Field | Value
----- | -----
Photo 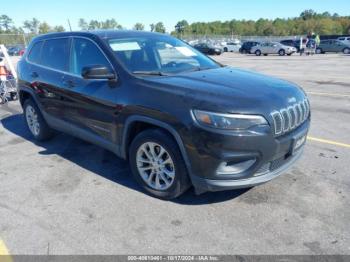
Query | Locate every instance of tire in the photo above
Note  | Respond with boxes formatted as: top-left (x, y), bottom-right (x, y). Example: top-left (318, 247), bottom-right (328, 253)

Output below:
top-left (343, 48), bottom-right (350, 54)
top-left (279, 49), bottom-right (285, 56)
top-left (10, 92), bottom-right (18, 101)
top-left (224, 47), bottom-right (228, 52)
top-left (129, 129), bottom-right (191, 199)
top-left (23, 99), bottom-right (54, 141)
top-left (316, 48), bottom-right (322, 54)
top-left (255, 50), bottom-right (261, 56)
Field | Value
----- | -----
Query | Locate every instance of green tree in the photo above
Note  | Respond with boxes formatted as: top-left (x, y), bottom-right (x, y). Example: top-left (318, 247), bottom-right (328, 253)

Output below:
top-left (23, 18), bottom-right (40, 34)
top-left (101, 19), bottom-right (122, 29)
top-left (38, 22), bottom-right (51, 34)
top-left (78, 18), bottom-right (88, 30)
top-left (175, 20), bottom-right (189, 35)
top-left (300, 9), bottom-right (317, 20)
top-left (154, 22), bottom-right (166, 33)
top-left (0, 15), bottom-right (13, 32)
top-left (133, 23), bottom-right (145, 30)
top-left (53, 25), bottom-right (65, 32)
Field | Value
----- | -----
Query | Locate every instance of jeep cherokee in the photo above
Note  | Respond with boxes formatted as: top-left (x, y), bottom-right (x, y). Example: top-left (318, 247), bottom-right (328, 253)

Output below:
top-left (17, 31), bottom-right (310, 199)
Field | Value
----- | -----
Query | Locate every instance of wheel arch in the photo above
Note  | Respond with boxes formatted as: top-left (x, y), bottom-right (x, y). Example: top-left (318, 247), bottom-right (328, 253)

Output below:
top-left (120, 116), bottom-right (192, 175)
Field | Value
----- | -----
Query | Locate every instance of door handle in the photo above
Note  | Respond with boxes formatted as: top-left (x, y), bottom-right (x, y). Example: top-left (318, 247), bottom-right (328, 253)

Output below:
top-left (63, 80), bottom-right (75, 88)
top-left (31, 72), bottom-right (39, 78)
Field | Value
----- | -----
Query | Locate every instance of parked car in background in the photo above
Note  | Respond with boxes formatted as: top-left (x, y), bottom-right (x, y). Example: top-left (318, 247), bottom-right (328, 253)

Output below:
top-left (239, 41), bottom-right (260, 54)
top-left (193, 43), bottom-right (222, 55)
top-left (17, 30), bottom-right (310, 199)
top-left (223, 42), bottom-right (242, 52)
top-left (337, 36), bottom-right (350, 45)
top-left (251, 42), bottom-right (297, 56)
top-left (280, 39), bottom-right (303, 53)
top-left (8, 45), bottom-right (26, 56)
top-left (316, 40), bottom-right (350, 54)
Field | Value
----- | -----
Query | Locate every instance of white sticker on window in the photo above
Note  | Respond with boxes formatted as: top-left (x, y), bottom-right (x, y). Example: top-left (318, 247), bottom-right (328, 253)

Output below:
top-left (175, 47), bottom-right (197, 57)
top-left (110, 42), bottom-right (141, 51)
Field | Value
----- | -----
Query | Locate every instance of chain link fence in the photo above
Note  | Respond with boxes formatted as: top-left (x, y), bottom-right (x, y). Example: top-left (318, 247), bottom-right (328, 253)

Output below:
top-left (181, 35), bottom-right (303, 45)
top-left (0, 34), bottom-right (36, 47)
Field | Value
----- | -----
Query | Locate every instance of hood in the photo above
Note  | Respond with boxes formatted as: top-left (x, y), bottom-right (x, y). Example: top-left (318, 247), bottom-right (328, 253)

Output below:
top-left (143, 67), bottom-right (307, 116)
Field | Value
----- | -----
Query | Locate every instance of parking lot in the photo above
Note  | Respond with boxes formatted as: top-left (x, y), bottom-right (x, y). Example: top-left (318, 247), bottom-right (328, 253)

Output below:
top-left (0, 53), bottom-right (349, 255)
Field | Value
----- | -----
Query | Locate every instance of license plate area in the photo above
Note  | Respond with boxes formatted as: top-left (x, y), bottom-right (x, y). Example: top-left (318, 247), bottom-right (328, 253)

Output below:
top-left (292, 134), bottom-right (307, 155)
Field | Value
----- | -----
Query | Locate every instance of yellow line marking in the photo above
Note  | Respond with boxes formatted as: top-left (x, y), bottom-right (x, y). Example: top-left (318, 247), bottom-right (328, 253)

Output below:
top-left (0, 239), bottom-right (12, 262)
top-left (308, 136), bottom-right (350, 148)
top-left (306, 91), bottom-right (350, 98)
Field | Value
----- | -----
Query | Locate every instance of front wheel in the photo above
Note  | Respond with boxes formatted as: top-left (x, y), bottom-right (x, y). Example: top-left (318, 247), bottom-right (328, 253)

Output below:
top-left (23, 99), bottom-right (54, 141)
top-left (129, 129), bottom-right (191, 199)
top-left (316, 48), bottom-right (322, 54)
top-left (224, 47), bottom-right (228, 52)
top-left (279, 49), bottom-right (285, 56)
top-left (255, 50), bottom-right (261, 56)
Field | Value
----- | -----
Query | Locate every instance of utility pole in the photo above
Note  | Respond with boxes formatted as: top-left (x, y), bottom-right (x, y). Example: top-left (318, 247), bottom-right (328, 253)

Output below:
top-left (67, 19), bottom-right (72, 31)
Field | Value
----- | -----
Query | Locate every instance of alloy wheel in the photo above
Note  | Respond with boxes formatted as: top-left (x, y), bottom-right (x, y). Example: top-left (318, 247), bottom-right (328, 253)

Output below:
top-left (136, 142), bottom-right (175, 191)
top-left (25, 105), bottom-right (40, 136)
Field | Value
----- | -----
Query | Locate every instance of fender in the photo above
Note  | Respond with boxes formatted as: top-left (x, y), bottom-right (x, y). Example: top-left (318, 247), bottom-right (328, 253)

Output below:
top-left (120, 115), bottom-right (195, 184)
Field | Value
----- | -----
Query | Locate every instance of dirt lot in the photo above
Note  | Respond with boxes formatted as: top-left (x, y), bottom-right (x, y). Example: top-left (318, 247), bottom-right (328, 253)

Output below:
top-left (0, 53), bottom-right (349, 255)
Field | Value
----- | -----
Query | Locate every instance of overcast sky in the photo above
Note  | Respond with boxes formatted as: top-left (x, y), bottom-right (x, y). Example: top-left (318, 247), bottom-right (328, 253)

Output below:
top-left (3, 0), bottom-right (350, 32)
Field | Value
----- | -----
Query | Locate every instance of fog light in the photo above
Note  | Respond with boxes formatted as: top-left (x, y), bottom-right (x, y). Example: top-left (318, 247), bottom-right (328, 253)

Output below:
top-left (216, 159), bottom-right (256, 175)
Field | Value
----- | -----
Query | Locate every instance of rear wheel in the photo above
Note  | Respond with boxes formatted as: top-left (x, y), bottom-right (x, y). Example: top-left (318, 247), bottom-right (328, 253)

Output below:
top-left (23, 99), bottom-right (54, 141)
top-left (255, 50), bottom-right (261, 56)
top-left (316, 48), bottom-right (322, 54)
top-left (343, 48), bottom-right (350, 54)
top-left (129, 129), bottom-right (191, 199)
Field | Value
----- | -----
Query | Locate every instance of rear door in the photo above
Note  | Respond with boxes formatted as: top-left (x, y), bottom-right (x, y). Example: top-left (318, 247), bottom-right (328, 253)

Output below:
top-left (30, 37), bottom-right (71, 123)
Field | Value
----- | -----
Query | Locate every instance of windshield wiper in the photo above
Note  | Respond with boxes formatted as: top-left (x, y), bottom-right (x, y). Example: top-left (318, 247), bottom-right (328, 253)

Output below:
top-left (133, 71), bottom-right (169, 76)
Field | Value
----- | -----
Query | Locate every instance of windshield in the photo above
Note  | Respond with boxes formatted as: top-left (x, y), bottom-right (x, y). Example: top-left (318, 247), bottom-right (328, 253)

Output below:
top-left (107, 35), bottom-right (220, 75)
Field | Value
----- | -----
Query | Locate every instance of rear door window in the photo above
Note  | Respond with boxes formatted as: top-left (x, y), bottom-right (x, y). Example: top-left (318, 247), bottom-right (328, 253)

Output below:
top-left (70, 38), bottom-right (111, 76)
top-left (41, 38), bottom-right (70, 72)
top-left (27, 41), bottom-right (43, 64)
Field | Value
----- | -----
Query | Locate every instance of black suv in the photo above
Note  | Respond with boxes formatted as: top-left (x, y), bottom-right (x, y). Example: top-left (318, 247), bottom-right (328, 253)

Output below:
top-left (239, 41), bottom-right (260, 54)
top-left (193, 43), bottom-right (222, 55)
top-left (17, 31), bottom-right (310, 199)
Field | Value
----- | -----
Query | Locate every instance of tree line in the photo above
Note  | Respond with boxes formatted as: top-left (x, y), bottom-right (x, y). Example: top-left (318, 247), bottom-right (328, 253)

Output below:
top-left (0, 9), bottom-right (349, 39)
top-left (0, 15), bottom-right (166, 35)
top-left (173, 10), bottom-right (350, 37)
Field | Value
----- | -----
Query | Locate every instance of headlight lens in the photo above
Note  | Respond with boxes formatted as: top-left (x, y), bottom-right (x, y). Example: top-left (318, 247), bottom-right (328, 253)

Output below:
top-left (192, 110), bottom-right (268, 130)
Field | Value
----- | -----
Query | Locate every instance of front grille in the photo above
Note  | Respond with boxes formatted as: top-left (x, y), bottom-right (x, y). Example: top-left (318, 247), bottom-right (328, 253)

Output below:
top-left (271, 99), bottom-right (309, 136)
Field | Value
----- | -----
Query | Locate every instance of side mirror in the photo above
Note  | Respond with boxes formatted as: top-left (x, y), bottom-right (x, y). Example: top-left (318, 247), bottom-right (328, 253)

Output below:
top-left (82, 65), bottom-right (116, 80)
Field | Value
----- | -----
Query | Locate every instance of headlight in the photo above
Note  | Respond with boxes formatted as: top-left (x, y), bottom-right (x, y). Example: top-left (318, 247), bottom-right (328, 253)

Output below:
top-left (192, 110), bottom-right (268, 130)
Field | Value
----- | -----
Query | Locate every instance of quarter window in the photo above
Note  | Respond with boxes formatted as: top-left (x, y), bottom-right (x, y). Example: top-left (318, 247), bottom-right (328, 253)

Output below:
top-left (70, 38), bottom-right (111, 76)
top-left (27, 41), bottom-right (43, 64)
top-left (41, 38), bottom-right (70, 71)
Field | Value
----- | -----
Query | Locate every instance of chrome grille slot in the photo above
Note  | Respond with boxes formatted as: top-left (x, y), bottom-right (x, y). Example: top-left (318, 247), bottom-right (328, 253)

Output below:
top-left (296, 104), bottom-right (303, 124)
top-left (271, 111), bottom-right (283, 135)
top-left (271, 99), bottom-right (310, 136)
top-left (281, 109), bottom-right (290, 132)
top-left (288, 107), bottom-right (296, 128)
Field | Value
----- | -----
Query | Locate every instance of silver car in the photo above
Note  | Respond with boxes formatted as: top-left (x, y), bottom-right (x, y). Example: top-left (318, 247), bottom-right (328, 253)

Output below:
top-left (251, 42), bottom-right (297, 56)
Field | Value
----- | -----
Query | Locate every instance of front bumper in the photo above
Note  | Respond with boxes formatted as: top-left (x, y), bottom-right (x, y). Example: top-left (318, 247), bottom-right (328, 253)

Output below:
top-left (191, 147), bottom-right (304, 194)
top-left (184, 119), bottom-right (310, 194)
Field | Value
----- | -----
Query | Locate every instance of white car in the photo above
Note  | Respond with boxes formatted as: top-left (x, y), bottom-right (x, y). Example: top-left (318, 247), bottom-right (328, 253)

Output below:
top-left (337, 37), bottom-right (350, 45)
top-left (223, 42), bottom-right (242, 52)
top-left (251, 42), bottom-right (297, 56)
